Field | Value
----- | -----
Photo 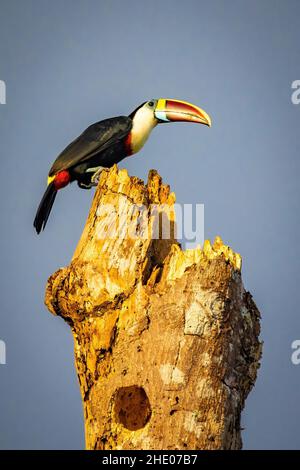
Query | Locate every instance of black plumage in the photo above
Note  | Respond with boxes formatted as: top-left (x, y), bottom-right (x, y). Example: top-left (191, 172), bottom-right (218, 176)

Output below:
top-left (49, 116), bottom-right (132, 178)
top-left (34, 116), bottom-right (133, 234)
top-left (33, 182), bottom-right (57, 234)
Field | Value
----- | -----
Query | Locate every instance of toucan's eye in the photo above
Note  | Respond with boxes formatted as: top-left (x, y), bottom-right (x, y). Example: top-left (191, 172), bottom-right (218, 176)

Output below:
top-left (148, 101), bottom-right (154, 107)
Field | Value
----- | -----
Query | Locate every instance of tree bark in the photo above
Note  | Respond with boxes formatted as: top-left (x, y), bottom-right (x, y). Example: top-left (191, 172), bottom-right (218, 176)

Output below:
top-left (45, 165), bottom-right (261, 450)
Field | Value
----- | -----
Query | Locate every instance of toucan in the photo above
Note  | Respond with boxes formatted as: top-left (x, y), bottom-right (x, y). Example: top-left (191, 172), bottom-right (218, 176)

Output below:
top-left (34, 98), bottom-right (211, 234)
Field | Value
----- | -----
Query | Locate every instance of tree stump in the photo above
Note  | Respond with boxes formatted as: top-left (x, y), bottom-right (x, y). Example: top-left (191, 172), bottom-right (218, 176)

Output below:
top-left (45, 165), bottom-right (261, 450)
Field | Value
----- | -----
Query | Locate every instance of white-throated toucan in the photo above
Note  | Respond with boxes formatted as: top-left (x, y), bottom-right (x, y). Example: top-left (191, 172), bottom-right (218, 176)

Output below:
top-left (34, 98), bottom-right (211, 234)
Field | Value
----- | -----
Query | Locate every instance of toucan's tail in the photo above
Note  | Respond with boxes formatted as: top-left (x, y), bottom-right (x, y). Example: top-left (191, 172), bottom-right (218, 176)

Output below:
top-left (34, 183), bottom-right (57, 234)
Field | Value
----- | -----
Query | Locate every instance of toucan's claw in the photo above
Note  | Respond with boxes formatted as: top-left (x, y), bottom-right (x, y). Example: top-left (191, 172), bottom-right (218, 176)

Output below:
top-left (90, 167), bottom-right (107, 186)
top-left (78, 181), bottom-right (93, 189)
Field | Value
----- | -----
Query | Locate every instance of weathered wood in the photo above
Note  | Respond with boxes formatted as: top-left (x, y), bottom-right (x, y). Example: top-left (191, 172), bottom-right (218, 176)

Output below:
top-left (45, 165), bottom-right (261, 450)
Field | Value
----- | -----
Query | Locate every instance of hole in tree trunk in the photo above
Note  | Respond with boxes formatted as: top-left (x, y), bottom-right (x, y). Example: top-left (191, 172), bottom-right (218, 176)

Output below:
top-left (113, 386), bottom-right (152, 430)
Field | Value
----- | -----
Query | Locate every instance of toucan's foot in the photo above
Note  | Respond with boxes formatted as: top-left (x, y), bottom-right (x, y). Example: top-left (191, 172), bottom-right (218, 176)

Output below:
top-left (77, 167), bottom-right (107, 189)
top-left (90, 167), bottom-right (107, 186)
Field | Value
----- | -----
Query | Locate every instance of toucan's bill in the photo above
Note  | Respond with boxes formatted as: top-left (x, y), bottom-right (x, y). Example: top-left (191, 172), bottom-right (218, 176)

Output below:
top-left (155, 99), bottom-right (211, 126)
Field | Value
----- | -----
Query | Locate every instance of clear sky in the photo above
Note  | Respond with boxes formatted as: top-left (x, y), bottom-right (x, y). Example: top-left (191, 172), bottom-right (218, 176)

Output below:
top-left (0, 0), bottom-right (299, 449)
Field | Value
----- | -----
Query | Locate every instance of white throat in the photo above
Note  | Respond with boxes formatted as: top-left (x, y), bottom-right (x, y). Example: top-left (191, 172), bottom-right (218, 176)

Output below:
top-left (130, 106), bottom-right (157, 154)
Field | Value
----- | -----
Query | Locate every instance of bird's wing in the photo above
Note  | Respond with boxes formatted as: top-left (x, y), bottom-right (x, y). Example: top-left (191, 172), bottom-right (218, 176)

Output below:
top-left (49, 116), bottom-right (132, 175)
